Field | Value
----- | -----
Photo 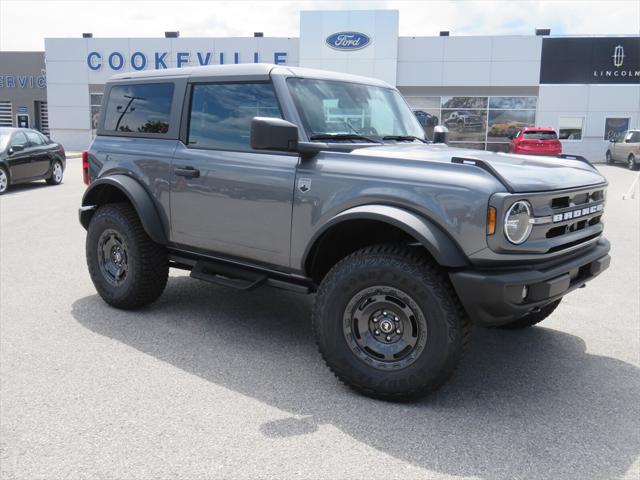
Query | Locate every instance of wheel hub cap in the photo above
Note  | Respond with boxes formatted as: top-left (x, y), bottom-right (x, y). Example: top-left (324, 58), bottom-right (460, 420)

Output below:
top-left (97, 229), bottom-right (129, 286)
top-left (343, 286), bottom-right (428, 370)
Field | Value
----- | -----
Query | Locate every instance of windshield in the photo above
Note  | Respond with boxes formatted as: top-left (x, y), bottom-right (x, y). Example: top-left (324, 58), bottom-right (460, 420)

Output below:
top-left (287, 78), bottom-right (425, 141)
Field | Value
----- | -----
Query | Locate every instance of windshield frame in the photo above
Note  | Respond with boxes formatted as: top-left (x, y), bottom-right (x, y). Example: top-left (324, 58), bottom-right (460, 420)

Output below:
top-left (285, 77), bottom-right (425, 143)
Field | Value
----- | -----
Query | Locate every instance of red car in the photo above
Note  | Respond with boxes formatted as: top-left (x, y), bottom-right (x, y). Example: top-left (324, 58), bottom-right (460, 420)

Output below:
top-left (509, 127), bottom-right (562, 156)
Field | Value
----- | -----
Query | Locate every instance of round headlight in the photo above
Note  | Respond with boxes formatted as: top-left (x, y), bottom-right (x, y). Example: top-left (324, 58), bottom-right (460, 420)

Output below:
top-left (504, 201), bottom-right (532, 244)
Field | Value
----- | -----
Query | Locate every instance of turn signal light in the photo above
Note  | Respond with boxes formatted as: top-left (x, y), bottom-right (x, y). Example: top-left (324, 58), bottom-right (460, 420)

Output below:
top-left (487, 206), bottom-right (496, 235)
top-left (82, 150), bottom-right (89, 185)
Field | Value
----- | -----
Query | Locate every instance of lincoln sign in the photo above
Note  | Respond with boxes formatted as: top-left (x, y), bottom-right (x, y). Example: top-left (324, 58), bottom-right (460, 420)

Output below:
top-left (540, 37), bottom-right (640, 84)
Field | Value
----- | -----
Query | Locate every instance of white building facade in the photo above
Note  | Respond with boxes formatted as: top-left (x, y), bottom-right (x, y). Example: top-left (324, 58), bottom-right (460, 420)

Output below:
top-left (44, 9), bottom-right (640, 159)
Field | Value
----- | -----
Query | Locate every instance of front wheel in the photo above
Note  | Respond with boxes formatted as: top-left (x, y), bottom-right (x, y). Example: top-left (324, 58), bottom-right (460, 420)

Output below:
top-left (313, 245), bottom-right (470, 400)
top-left (628, 154), bottom-right (638, 171)
top-left (86, 203), bottom-right (168, 309)
top-left (46, 160), bottom-right (63, 185)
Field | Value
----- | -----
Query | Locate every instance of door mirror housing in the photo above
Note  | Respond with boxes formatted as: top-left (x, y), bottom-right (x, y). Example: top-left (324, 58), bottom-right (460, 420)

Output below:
top-left (432, 125), bottom-right (449, 144)
top-left (8, 144), bottom-right (25, 154)
top-left (250, 117), bottom-right (299, 152)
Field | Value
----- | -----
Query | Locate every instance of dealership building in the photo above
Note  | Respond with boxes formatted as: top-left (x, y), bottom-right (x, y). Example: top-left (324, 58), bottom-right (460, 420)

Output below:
top-left (3, 9), bottom-right (640, 158)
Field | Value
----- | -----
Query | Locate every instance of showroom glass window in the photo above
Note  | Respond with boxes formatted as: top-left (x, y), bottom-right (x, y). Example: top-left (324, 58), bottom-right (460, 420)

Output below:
top-left (403, 95), bottom-right (538, 152)
top-left (103, 83), bottom-right (174, 134)
top-left (188, 82), bottom-right (282, 151)
top-left (405, 96), bottom-right (440, 140)
top-left (604, 117), bottom-right (630, 141)
top-left (486, 97), bottom-right (537, 152)
top-left (559, 117), bottom-right (584, 140)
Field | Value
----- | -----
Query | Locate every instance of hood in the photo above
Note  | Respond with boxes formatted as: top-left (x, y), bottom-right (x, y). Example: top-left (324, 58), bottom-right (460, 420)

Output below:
top-left (351, 144), bottom-right (606, 193)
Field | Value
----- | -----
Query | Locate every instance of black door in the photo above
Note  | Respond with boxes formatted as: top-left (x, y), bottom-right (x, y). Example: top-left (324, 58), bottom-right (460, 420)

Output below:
top-left (6, 132), bottom-right (32, 182)
top-left (24, 130), bottom-right (51, 178)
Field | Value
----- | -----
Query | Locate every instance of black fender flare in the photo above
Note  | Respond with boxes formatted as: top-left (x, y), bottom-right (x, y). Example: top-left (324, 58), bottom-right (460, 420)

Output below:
top-left (80, 174), bottom-right (168, 245)
top-left (303, 204), bottom-right (468, 269)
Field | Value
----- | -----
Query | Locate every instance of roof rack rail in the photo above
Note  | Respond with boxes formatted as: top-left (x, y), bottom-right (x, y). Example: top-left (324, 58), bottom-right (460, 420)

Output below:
top-left (556, 153), bottom-right (595, 168)
top-left (451, 156), bottom-right (513, 193)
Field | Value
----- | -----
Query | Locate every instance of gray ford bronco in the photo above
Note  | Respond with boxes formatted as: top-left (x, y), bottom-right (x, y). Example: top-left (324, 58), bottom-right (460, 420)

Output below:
top-left (80, 64), bottom-right (610, 400)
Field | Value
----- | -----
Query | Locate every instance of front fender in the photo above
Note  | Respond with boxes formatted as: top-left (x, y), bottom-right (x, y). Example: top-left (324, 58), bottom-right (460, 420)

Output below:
top-left (80, 175), bottom-right (168, 245)
top-left (303, 204), bottom-right (468, 268)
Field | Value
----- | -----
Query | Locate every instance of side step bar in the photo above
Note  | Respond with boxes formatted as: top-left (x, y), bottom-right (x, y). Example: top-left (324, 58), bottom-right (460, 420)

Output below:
top-left (168, 253), bottom-right (313, 294)
top-left (191, 261), bottom-right (267, 291)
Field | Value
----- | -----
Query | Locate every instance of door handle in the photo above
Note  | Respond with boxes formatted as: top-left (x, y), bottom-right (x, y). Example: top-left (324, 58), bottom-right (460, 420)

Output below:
top-left (174, 166), bottom-right (200, 178)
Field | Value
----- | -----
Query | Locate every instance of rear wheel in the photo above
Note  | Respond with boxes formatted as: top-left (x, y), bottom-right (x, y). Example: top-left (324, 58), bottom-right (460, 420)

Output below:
top-left (497, 299), bottom-right (561, 330)
top-left (313, 245), bottom-right (470, 400)
top-left (46, 160), bottom-right (63, 185)
top-left (628, 154), bottom-right (638, 171)
top-left (86, 203), bottom-right (168, 309)
top-left (0, 166), bottom-right (8, 195)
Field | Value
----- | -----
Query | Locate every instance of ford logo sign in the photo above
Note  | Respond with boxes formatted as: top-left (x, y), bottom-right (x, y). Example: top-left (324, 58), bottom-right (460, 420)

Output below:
top-left (325, 32), bottom-right (371, 51)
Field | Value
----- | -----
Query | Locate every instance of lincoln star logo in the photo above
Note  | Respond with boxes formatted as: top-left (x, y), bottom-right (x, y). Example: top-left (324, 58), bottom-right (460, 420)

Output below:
top-left (325, 32), bottom-right (371, 51)
top-left (613, 45), bottom-right (625, 67)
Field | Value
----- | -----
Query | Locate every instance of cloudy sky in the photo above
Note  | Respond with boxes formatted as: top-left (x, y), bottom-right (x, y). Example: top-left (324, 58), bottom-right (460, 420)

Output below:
top-left (1, 0), bottom-right (639, 51)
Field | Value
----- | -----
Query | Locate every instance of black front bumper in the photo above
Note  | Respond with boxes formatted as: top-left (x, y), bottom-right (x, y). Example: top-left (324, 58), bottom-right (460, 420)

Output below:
top-left (449, 239), bottom-right (611, 326)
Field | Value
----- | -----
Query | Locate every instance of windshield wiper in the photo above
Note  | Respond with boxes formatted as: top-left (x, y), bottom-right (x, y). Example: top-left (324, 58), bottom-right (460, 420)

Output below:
top-left (382, 135), bottom-right (427, 143)
top-left (309, 133), bottom-right (382, 144)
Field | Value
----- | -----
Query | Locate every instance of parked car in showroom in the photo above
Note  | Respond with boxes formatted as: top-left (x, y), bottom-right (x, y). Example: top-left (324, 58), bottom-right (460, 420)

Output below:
top-left (0, 127), bottom-right (66, 194)
top-left (443, 110), bottom-right (483, 132)
top-left (606, 129), bottom-right (640, 170)
top-left (509, 127), bottom-right (562, 156)
top-left (413, 110), bottom-right (438, 128)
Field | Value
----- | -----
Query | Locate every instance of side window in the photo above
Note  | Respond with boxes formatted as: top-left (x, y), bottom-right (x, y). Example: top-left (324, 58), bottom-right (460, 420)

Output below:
top-left (188, 82), bottom-right (282, 151)
top-left (10, 132), bottom-right (28, 147)
top-left (25, 131), bottom-right (44, 146)
top-left (37, 133), bottom-right (49, 144)
top-left (103, 83), bottom-right (174, 134)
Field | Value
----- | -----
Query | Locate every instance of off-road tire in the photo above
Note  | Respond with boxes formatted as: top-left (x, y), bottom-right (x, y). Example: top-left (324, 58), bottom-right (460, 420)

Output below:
top-left (46, 160), bottom-right (64, 185)
top-left (497, 299), bottom-right (561, 330)
top-left (313, 245), bottom-right (470, 400)
top-left (86, 202), bottom-right (168, 309)
top-left (628, 154), bottom-right (638, 171)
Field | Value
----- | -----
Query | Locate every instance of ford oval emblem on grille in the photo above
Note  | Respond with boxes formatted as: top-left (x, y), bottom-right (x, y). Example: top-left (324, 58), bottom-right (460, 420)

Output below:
top-left (325, 32), bottom-right (371, 51)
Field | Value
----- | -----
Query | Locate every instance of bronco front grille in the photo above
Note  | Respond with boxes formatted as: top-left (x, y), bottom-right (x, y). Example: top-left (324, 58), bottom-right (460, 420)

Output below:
top-left (488, 185), bottom-right (607, 255)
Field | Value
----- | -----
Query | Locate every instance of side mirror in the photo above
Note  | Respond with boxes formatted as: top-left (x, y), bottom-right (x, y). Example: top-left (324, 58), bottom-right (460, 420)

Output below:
top-left (8, 144), bottom-right (25, 154)
top-left (432, 125), bottom-right (449, 144)
top-left (250, 117), bottom-right (299, 152)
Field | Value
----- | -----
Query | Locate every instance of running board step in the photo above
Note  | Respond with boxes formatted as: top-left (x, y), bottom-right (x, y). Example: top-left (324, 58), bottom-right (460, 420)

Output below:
top-left (190, 260), bottom-right (267, 291)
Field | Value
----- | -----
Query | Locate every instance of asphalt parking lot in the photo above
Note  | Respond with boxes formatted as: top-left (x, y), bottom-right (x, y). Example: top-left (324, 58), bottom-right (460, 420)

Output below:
top-left (1, 160), bottom-right (638, 480)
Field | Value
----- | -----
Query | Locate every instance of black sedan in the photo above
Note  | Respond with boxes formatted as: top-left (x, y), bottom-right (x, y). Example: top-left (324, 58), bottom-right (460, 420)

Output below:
top-left (0, 127), bottom-right (66, 194)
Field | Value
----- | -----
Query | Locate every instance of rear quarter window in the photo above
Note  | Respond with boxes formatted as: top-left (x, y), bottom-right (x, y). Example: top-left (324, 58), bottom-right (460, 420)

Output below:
top-left (103, 83), bottom-right (174, 135)
top-left (523, 131), bottom-right (557, 140)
